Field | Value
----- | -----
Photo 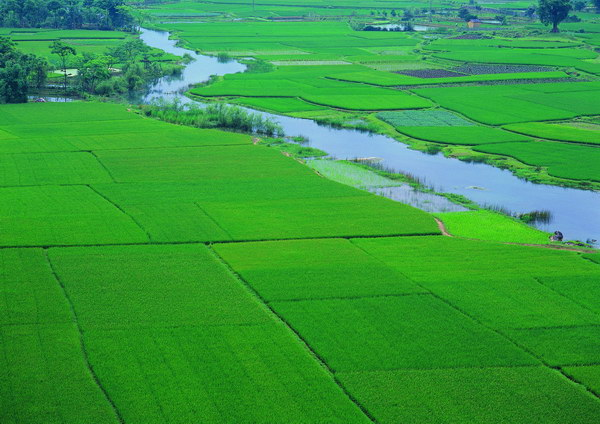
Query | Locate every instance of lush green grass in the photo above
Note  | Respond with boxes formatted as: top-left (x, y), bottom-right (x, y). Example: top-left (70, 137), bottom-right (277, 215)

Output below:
top-left (413, 82), bottom-right (600, 125)
top-left (1, 323), bottom-right (121, 424)
top-left (0, 102), bottom-right (138, 125)
top-left (214, 238), bottom-right (423, 301)
top-left (507, 326), bottom-right (600, 366)
top-left (503, 122), bottom-right (600, 146)
top-left (536, 274), bottom-right (600, 315)
top-left (563, 366), bottom-right (600, 395)
top-left (0, 185), bottom-right (148, 246)
top-left (199, 195), bottom-right (439, 240)
top-left (234, 96), bottom-right (327, 113)
top-left (338, 367), bottom-right (600, 424)
top-left (0, 152), bottom-right (113, 186)
top-left (49, 244), bottom-right (269, 329)
top-left (0, 248), bottom-right (121, 423)
top-left (434, 210), bottom-right (551, 244)
top-left (83, 323), bottom-right (370, 424)
top-left (0, 103), bottom-right (438, 244)
top-left (474, 141), bottom-right (600, 182)
top-left (0, 249), bottom-right (71, 325)
top-left (330, 69), bottom-right (569, 86)
top-left (271, 295), bottom-right (538, 372)
top-left (419, 276), bottom-right (599, 329)
top-left (94, 145), bottom-right (311, 182)
top-left (393, 125), bottom-right (531, 145)
top-left (351, 236), bottom-right (599, 283)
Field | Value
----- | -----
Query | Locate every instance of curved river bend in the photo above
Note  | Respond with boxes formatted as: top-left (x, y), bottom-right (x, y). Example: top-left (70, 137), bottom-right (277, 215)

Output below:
top-left (138, 28), bottom-right (600, 243)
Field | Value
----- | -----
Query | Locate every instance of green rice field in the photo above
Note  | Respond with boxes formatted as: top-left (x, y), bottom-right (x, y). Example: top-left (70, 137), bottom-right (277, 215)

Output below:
top-left (1, 101), bottom-right (597, 423)
top-left (3, 2), bottom-right (600, 422)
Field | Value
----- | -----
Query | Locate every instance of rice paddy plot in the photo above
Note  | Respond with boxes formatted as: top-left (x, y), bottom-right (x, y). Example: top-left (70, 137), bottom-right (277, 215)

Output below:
top-left (338, 366), bottom-right (600, 424)
top-left (0, 185), bottom-right (148, 247)
top-left (83, 323), bottom-right (370, 424)
top-left (93, 145), bottom-right (312, 183)
top-left (413, 82), bottom-right (600, 125)
top-left (351, 236), bottom-right (599, 283)
top-left (214, 238), bottom-right (424, 301)
top-left (199, 195), bottom-right (440, 241)
top-left (234, 97), bottom-right (327, 113)
top-left (92, 173), bottom-right (365, 206)
top-left (48, 244), bottom-right (270, 330)
top-left (434, 210), bottom-right (551, 244)
top-left (503, 122), bottom-right (600, 146)
top-left (563, 366), bottom-right (600, 395)
top-left (474, 141), bottom-right (600, 182)
top-left (0, 249), bottom-right (71, 326)
top-left (506, 326), bottom-right (600, 366)
top-left (300, 92), bottom-right (430, 110)
top-left (419, 276), bottom-right (600, 329)
top-left (536, 274), bottom-right (600, 315)
top-left (0, 323), bottom-right (121, 424)
top-left (270, 295), bottom-right (537, 372)
top-left (376, 110), bottom-right (473, 127)
top-left (394, 125), bottom-right (531, 145)
top-left (2, 118), bottom-right (169, 139)
top-left (0, 102), bottom-right (138, 126)
top-left (329, 69), bottom-right (568, 86)
top-left (0, 152), bottom-right (113, 186)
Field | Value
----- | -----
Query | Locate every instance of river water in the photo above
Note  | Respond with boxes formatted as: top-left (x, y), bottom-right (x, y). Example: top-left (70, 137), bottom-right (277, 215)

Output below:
top-left (138, 28), bottom-right (600, 243)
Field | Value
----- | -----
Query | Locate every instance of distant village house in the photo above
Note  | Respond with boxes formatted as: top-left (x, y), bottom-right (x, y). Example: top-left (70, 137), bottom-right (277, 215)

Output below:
top-left (467, 19), bottom-right (482, 29)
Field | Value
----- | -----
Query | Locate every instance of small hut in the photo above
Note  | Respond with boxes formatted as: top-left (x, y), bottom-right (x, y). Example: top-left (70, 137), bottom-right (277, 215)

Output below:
top-left (467, 19), bottom-right (482, 29)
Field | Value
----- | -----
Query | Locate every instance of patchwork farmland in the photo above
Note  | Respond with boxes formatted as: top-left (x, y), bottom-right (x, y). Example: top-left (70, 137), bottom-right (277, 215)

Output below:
top-left (2, 0), bottom-right (600, 422)
top-left (1, 101), bottom-right (599, 423)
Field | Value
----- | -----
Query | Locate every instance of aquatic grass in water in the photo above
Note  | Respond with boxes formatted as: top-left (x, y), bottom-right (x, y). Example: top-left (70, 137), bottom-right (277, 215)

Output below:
top-left (307, 159), bottom-right (403, 189)
top-left (143, 99), bottom-right (284, 136)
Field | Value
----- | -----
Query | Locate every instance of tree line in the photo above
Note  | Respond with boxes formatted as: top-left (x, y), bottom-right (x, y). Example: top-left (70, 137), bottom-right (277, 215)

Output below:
top-left (0, 0), bottom-right (135, 30)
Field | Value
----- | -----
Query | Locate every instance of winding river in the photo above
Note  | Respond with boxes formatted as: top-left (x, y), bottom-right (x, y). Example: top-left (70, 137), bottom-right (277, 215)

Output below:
top-left (138, 28), bottom-right (600, 243)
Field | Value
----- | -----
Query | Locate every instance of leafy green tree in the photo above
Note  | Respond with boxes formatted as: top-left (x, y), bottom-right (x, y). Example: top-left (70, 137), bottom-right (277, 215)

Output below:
top-left (538, 0), bottom-right (572, 32)
top-left (76, 54), bottom-right (111, 92)
top-left (594, 0), bottom-right (600, 13)
top-left (0, 37), bottom-right (48, 103)
top-left (50, 40), bottom-right (76, 91)
top-left (107, 38), bottom-right (149, 63)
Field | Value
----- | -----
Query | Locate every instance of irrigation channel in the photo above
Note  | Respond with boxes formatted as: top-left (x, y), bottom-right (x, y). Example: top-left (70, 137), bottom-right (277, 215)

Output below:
top-left (137, 28), bottom-right (600, 243)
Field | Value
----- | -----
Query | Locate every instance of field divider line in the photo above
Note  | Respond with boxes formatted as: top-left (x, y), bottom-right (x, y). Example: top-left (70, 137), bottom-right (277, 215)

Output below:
top-left (350, 240), bottom-right (600, 401)
top-left (0, 142), bottom-right (251, 157)
top-left (427, 292), bottom-right (600, 401)
top-left (87, 151), bottom-right (118, 183)
top-left (85, 185), bottom-right (153, 242)
top-left (532, 276), bottom-right (600, 317)
top-left (267, 292), bottom-right (432, 304)
top-left (0, 233), bottom-right (444, 251)
top-left (43, 249), bottom-right (125, 424)
top-left (194, 203), bottom-right (234, 240)
top-left (206, 245), bottom-right (379, 424)
top-left (509, 323), bottom-right (600, 331)
top-left (338, 363), bottom-right (547, 375)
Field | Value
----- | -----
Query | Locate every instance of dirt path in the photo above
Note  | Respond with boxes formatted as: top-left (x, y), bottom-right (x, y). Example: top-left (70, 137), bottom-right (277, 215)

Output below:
top-left (434, 218), bottom-right (452, 237)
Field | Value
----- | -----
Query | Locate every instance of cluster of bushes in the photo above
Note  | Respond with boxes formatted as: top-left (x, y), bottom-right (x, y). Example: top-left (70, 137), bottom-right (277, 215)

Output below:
top-left (141, 100), bottom-right (284, 136)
